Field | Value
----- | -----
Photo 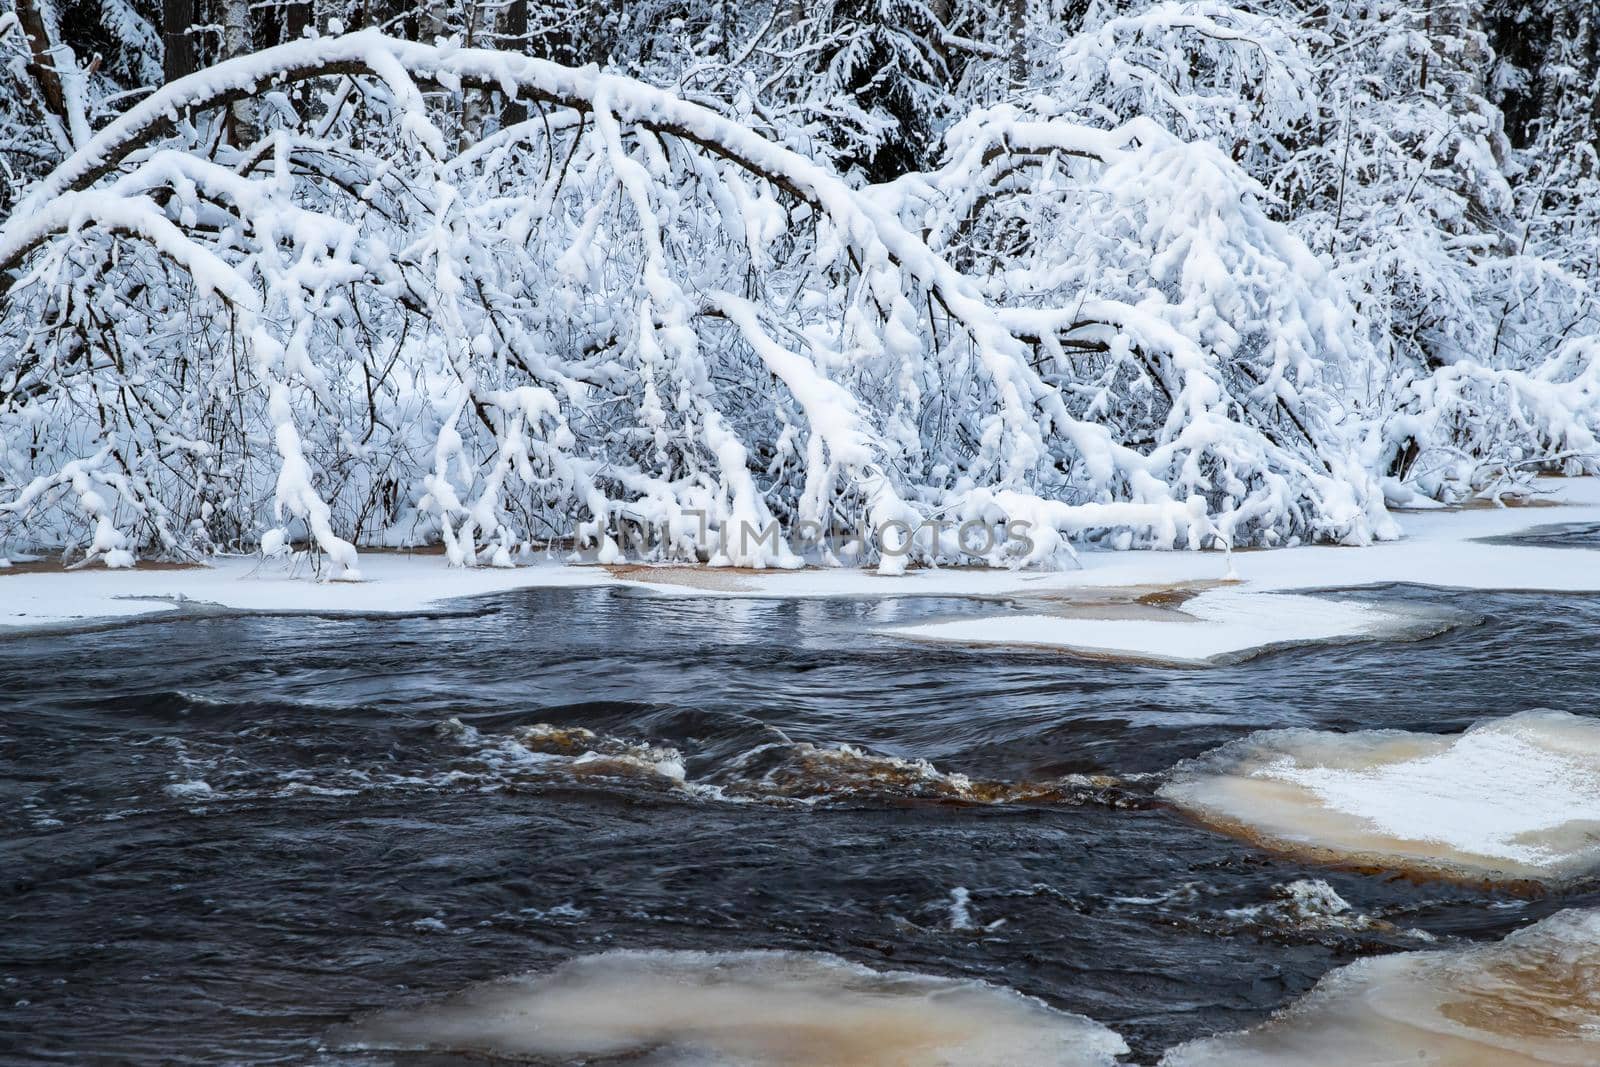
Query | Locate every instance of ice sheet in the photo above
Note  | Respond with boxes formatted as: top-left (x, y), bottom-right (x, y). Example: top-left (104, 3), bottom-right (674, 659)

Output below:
top-left (8, 477), bottom-right (1600, 666)
top-left (1159, 711), bottom-right (1600, 882)
top-left (1162, 907), bottom-right (1600, 1065)
top-left (336, 949), bottom-right (1128, 1066)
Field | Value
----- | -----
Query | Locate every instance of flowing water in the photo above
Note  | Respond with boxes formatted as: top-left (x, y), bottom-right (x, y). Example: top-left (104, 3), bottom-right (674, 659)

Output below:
top-left (4, 583), bottom-right (1600, 1064)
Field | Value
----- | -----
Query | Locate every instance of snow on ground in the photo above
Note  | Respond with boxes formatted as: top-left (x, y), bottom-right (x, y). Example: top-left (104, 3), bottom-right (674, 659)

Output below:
top-left (334, 949), bottom-right (1128, 1066)
top-left (5, 478), bottom-right (1600, 660)
top-left (866, 478), bottom-right (1600, 662)
top-left (1161, 907), bottom-right (1600, 1065)
top-left (604, 477), bottom-right (1600, 663)
top-left (1159, 711), bottom-right (1600, 883)
top-left (0, 553), bottom-right (612, 631)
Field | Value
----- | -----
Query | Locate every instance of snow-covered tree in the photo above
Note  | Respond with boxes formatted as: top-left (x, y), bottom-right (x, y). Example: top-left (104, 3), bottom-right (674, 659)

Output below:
top-left (0, 3), bottom-right (1598, 570)
top-left (0, 35), bottom-right (1225, 573)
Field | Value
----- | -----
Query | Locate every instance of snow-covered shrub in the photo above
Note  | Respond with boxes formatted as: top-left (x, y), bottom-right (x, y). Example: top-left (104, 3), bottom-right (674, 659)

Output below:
top-left (889, 103), bottom-right (1395, 546)
top-left (0, 33), bottom-right (1222, 572)
top-left (1383, 338), bottom-right (1600, 503)
top-left (1037, 0), bottom-right (1316, 177)
top-left (1027, 0), bottom-right (1600, 506)
top-left (3, 11), bottom-right (1599, 573)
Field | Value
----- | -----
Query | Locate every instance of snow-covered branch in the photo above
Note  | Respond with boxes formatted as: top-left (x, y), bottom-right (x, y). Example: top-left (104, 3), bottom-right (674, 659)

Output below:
top-left (0, 22), bottom-right (1595, 573)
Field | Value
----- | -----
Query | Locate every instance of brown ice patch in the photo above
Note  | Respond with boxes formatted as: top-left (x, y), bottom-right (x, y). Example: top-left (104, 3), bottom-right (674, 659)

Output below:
top-left (336, 950), bottom-right (1128, 1066)
top-left (1392, 495), bottom-right (1565, 513)
top-left (445, 720), bottom-right (1133, 808)
top-left (602, 562), bottom-right (793, 592)
top-left (714, 741), bottom-right (1129, 807)
top-left (508, 723), bottom-right (689, 784)
top-left (1454, 494), bottom-right (1565, 510)
top-left (889, 629), bottom-right (1215, 668)
top-left (1159, 712), bottom-right (1600, 886)
top-left (1008, 580), bottom-right (1236, 623)
top-left (1162, 907), bottom-right (1600, 1066)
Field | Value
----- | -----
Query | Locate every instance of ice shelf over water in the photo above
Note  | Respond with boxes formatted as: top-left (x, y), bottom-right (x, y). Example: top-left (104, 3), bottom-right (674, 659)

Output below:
top-left (877, 589), bottom-right (1443, 665)
top-left (7, 476), bottom-right (1600, 665)
top-left (336, 949), bottom-right (1128, 1066)
top-left (1159, 711), bottom-right (1600, 883)
top-left (1161, 907), bottom-right (1600, 1066)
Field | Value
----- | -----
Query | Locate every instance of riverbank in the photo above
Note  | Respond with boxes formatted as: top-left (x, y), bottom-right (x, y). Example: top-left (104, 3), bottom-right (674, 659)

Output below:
top-left (6, 477), bottom-right (1600, 664)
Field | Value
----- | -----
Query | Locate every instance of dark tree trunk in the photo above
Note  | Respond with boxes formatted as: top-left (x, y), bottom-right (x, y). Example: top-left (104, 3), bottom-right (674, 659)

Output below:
top-left (163, 0), bottom-right (197, 82)
top-left (500, 0), bottom-right (529, 123)
top-left (284, 0), bottom-right (309, 40)
top-left (266, 0), bottom-right (310, 45)
top-left (15, 0), bottom-right (68, 126)
top-left (1007, 0), bottom-right (1026, 87)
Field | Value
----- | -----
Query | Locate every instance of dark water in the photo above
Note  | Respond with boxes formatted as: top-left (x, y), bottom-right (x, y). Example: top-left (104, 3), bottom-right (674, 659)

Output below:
top-left (1479, 519), bottom-right (1600, 549)
top-left (3, 584), bottom-right (1599, 1064)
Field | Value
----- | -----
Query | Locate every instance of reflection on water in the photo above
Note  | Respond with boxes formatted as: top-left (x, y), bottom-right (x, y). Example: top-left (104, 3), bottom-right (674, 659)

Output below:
top-left (3, 584), bottom-right (1600, 1063)
top-left (1477, 521), bottom-right (1600, 549)
top-left (339, 950), bottom-right (1128, 1066)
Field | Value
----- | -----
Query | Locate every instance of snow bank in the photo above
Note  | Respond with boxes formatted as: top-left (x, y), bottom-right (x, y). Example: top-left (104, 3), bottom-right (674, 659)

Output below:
top-left (1162, 907), bottom-right (1600, 1065)
top-left (1160, 711), bottom-right (1600, 883)
top-left (0, 553), bottom-right (611, 631)
top-left (845, 476), bottom-right (1600, 663)
top-left (335, 950), bottom-right (1128, 1066)
top-left (8, 478), bottom-right (1600, 662)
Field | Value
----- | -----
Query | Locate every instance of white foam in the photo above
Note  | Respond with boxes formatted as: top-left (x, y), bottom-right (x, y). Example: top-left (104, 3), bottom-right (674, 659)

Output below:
top-left (1160, 711), bottom-right (1600, 881)
top-left (338, 950), bottom-right (1128, 1066)
top-left (1162, 908), bottom-right (1600, 1066)
top-left (440, 722), bottom-right (1121, 807)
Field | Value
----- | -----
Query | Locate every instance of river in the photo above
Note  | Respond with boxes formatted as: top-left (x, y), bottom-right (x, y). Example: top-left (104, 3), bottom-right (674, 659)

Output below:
top-left (3, 584), bottom-right (1598, 1063)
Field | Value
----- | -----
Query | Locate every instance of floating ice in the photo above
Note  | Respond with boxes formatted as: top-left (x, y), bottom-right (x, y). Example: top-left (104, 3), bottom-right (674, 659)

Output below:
top-left (880, 589), bottom-right (1452, 665)
top-left (1160, 711), bottom-right (1600, 882)
top-left (1219, 879), bottom-right (1389, 937)
top-left (337, 950), bottom-right (1127, 1066)
top-left (1162, 907), bottom-right (1600, 1066)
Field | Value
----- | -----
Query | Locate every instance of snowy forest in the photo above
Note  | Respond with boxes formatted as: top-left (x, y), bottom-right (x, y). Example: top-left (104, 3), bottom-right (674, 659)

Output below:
top-left (0, 0), bottom-right (1597, 575)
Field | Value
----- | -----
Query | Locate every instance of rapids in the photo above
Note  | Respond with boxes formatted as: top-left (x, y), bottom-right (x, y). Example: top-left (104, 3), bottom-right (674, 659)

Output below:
top-left (4, 583), bottom-right (1600, 1062)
